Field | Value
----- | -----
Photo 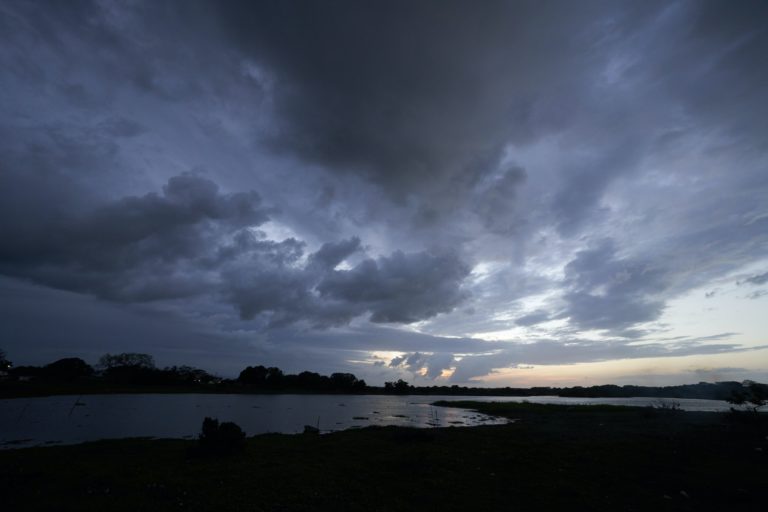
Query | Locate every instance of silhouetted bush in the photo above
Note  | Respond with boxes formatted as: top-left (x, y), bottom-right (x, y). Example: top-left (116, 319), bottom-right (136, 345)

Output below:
top-left (196, 417), bottom-right (246, 456)
top-left (0, 348), bottom-right (11, 371)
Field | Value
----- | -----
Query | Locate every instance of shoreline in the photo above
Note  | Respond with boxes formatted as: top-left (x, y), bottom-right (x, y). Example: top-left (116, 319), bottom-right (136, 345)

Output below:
top-left (1, 401), bottom-right (765, 511)
top-left (0, 386), bottom-right (743, 402)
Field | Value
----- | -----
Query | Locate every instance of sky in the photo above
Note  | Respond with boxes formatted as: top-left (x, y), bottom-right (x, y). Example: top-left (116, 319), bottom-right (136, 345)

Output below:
top-left (1, 0), bottom-right (767, 386)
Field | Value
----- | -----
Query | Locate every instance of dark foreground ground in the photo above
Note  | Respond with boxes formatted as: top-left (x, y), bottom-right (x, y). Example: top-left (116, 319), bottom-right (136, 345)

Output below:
top-left (1, 402), bottom-right (766, 511)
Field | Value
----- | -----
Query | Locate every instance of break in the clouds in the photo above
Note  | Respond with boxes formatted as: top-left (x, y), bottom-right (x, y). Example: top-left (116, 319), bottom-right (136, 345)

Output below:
top-left (1, 0), bottom-right (766, 385)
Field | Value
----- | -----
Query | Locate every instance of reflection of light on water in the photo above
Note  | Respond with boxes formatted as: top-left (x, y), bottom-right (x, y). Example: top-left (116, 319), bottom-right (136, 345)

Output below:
top-left (0, 394), bottom-right (508, 449)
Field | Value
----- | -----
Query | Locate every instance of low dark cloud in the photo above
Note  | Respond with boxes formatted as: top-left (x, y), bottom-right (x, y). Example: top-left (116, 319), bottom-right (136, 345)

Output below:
top-left (0, 173), bottom-right (270, 301)
top-left (223, 239), bottom-right (470, 327)
top-left (0, 171), bottom-right (470, 327)
top-left (317, 251), bottom-right (470, 323)
top-left (690, 367), bottom-right (748, 382)
top-left (741, 271), bottom-right (768, 286)
top-left (307, 237), bottom-right (362, 271)
top-left (560, 239), bottom-right (668, 333)
top-left (389, 352), bottom-right (456, 380)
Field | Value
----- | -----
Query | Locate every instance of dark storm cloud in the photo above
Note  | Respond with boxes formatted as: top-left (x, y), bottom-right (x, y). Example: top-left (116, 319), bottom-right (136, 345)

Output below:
top-left (0, 173), bottom-right (270, 301)
top-left (317, 251), bottom-right (470, 323)
top-left (0, 168), bottom-right (471, 326)
top-left (307, 237), bottom-right (362, 271)
top-left (211, 0), bottom-right (630, 198)
top-left (196, 0), bottom-right (766, 238)
top-left (226, 245), bottom-right (470, 327)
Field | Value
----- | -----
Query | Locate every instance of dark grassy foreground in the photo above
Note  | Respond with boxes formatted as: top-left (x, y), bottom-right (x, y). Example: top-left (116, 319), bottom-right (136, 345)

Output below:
top-left (1, 402), bottom-right (766, 512)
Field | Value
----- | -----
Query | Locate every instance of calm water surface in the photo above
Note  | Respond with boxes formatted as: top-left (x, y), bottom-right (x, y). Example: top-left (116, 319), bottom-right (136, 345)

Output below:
top-left (0, 394), bottom-right (732, 449)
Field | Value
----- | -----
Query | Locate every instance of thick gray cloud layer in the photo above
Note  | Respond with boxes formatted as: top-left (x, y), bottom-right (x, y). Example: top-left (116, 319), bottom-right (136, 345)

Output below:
top-left (214, 1), bottom-right (593, 195)
top-left (0, 0), bottom-right (766, 383)
top-left (0, 171), bottom-right (469, 327)
top-left (0, 173), bottom-right (270, 301)
top-left (317, 251), bottom-right (469, 323)
top-left (560, 240), bottom-right (668, 333)
top-left (225, 237), bottom-right (469, 327)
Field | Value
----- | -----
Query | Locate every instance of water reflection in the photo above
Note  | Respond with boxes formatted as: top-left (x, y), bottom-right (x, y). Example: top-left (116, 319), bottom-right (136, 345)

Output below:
top-left (0, 394), bottom-right (507, 449)
top-left (0, 394), bottom-right (735, 449)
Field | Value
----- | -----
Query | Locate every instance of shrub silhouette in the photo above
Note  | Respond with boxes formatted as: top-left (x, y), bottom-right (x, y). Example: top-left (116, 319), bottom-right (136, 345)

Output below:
top-left (197, 417), bottom-right (246, 455)
top-left (727, 380), bottom-right (768, 413)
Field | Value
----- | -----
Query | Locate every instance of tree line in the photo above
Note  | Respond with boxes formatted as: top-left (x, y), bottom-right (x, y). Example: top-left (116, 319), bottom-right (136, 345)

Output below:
top-left (0, 350), bottom-right (375, 393)
top-left (1, 351), bottom-right (220, 386)
top-left (0, 348), bottom-right (765, 403)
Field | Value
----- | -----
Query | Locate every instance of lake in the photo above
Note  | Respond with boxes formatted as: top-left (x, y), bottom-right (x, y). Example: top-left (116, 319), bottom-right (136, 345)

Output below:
top-left (0, 393), bottom-right (734, 449)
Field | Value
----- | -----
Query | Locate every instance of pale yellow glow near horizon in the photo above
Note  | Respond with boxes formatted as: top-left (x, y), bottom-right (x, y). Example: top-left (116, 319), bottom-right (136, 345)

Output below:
top-left (656, 277), bottom-right (768, 349)
top-left (361, 258), bottom-right (768, 387)
top-left (473, 348), bottom-right (768, 388)
top-left (455, 258), bottom-right (768, 386)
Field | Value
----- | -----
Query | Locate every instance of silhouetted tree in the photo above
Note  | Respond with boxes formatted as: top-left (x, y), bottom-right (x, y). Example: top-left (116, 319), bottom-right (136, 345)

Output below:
top-left (385, 379), bottom-right (412, 394)
top-left (98, 353), bottom-right (155, 370)
top-left (162, 365), bottom-right (215, 385)
top-left (0, 349), bottom-right (11, 371)
top-left (236, 365), bottom-right (369, 392)
top-left (43, 358), bottom-right (93, 380)
top-left (728, 380), bottom-right (768, 412)
top-left (239, 365), bottom-right (269, 387)
top-left (330, 372), bottom-right (367, 392)
top-left (98, 352), bottom-right (158, 384)
top-left (295, 371), bottom-right (329, 390)
top-left (265, 367), bottom-right (284, 388)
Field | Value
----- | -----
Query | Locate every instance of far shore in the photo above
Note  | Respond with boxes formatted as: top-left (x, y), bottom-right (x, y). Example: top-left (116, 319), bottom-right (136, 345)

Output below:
top-left (0, 380), bottom-right (752, 402)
